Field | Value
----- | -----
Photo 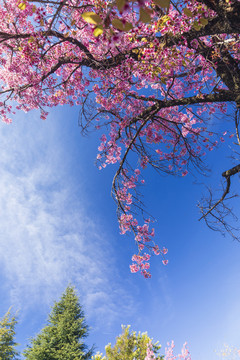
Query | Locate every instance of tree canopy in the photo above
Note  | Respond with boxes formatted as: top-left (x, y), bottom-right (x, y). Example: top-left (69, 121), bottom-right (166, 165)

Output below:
top-left (93, 325), bottom-right (163, 360)
top-left (0, 309), bottom-right (19, 360)
top-left (0, 0), bottom-right (239, 276)
top-left (23, 286), bottom-right (94, 360)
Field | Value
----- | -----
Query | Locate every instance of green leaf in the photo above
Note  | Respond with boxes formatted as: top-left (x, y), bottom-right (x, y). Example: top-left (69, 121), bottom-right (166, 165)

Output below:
top-left (193, 21), bottom-right (201, 30)
top-left (123, 22), bottom-right (133, 31)
top-left (199, 17), bottom-right (208, 26)
top-left (153, 0), bottom-right (170, 9)
top-left (139, 8), bottom-right (151, 24)
top-left (112, 18), bottom-right (124, 31)
top-left (82, 12), bottom-right (102, 25)
top-left (183, 8), bottom-right (193, 17)
top-left (116, 0), bottom-right (126, 11)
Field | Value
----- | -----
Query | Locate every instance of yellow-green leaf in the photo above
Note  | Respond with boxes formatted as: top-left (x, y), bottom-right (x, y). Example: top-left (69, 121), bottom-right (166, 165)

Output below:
top-left (183, 8), bottom-right (193, 17)
top-left (161, 15), bottom-right (170, 25)
top-left (197, 8), bottom-right (204, 14)
top-left (123, 22), bottom-right (133, 31)
top-left (18, 2), bottom-right (26, 10)
top-left (199, 17), bottom-right (208, 26)
top-left (82, 12), bottom-right (102, 25)
top-left (153, 0), bottom-right (170, 9)
top-left (139, 8), bottom-right (151, 23)
top-left (93, 25), bottom-right (103, 37)
top-left (116, 0), bottom-right (126, 11)
top-left (112, 18), bottom-right (124, 31)
top-left (193, 21), bottom-right (201, 30)
top-left (28, 36), bottom-right (35, 43)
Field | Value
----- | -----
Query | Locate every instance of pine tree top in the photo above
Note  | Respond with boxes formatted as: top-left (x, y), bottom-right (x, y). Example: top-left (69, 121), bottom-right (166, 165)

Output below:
top-left (24, 286), bottom-right (94, 360)
top-left (0, 308), bottom-right (19, 360)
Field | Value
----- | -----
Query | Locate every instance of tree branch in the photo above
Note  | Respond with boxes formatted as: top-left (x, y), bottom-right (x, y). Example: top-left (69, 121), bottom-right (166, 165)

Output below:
top-left (199, 163), bottom-right (240, 221)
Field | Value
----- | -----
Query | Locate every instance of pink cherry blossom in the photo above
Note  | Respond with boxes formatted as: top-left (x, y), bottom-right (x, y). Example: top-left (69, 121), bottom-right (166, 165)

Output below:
top-left (0, 0), bottom-right (238, 276)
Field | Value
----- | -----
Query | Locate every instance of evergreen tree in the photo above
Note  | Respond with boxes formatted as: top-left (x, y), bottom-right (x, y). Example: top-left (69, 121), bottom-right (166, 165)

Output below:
top-left (0, 309), bottom-right (19, 360)
top-left (23, 286), bottom-right (93, 360)
top-left (93, 325), bottom-right (163, 360)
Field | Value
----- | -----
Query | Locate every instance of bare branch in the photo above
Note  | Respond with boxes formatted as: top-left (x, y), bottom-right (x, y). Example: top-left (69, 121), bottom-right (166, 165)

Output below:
top-left (199, 163), bottom-right (240, 231)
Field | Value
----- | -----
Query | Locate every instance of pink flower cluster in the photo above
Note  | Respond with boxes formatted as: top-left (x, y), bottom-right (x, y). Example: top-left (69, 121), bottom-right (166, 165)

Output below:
top-left (0, 0), bottom-right (237, 277)
top-left (145, 341), bottom-right (191, 360)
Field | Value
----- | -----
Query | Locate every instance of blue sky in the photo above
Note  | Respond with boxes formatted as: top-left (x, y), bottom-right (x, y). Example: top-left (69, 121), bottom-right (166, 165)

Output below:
top-left (0, 103), bottom-right (239, 360)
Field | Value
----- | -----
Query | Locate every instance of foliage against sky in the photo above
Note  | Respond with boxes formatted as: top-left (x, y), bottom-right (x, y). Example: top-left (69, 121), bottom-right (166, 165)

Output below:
top-left (0, 309), bottom-right (19, 360)
top-left (93, 325), bottom-right (162, 360)
top-left (23, 286), bottom-right (94, 360)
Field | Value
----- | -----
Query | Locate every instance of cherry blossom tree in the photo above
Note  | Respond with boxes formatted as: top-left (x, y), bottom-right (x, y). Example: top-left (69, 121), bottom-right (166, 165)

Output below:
top-left (0, 0), bottom-right (239, 276)
top-left (145, 340), bottom-right (191, 360)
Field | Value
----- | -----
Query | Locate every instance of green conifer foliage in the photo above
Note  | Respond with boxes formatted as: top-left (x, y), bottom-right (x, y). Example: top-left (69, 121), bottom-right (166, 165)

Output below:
top-left (93, 325), bottom-right (163, 360)
top-left (0, 309), bottom-right (19, 360)
top-left (24, 286), bottom-right (93, 360)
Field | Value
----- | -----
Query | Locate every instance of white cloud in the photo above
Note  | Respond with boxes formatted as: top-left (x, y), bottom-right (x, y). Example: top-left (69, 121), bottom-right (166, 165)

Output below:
top-left (0, 114), bottom-right (137, 328)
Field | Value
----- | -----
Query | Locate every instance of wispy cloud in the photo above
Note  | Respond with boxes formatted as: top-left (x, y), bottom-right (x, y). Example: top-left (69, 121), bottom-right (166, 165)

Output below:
top-left (0, 113), bottom-right (137, 328)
